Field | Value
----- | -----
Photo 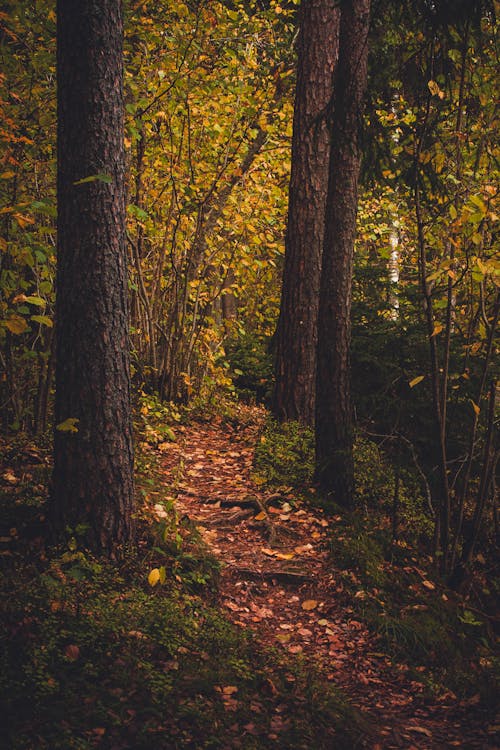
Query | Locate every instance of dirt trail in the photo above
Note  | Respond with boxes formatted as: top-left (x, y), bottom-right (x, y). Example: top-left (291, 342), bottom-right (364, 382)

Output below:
top-left (159, 414), bottom-right (494, 749)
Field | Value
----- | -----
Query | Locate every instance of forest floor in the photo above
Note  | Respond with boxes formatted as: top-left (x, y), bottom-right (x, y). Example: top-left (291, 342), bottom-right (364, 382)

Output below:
top-left (156, 408), bottom-right (497, 750)
top-left (1, 405), bottom-right (498, 749)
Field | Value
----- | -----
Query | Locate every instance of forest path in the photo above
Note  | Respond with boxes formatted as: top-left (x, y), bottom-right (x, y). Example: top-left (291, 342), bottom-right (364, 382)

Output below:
top-left (158, 410), bottom-right (491, 750)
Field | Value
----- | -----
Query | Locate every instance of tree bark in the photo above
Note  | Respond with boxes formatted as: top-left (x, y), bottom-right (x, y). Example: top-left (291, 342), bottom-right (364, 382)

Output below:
top-left (315, 0), bottom-right (370, 508)
top-left (52, 0), bottom-right (134, 555)
top-left (273, 0), bottom-right (339, 426)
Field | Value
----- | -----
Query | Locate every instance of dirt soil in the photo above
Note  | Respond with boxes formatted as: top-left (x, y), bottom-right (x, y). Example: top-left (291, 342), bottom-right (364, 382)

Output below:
top-left (157, 411), bottom-right (497, 750)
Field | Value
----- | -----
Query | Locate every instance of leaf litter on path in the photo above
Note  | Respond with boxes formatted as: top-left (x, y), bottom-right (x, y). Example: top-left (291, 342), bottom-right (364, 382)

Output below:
top-left (157, 413), bottom-right (494, 750)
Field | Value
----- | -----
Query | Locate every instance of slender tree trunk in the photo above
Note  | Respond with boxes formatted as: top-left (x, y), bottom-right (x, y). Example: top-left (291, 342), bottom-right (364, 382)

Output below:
top-left (315, 0), bottom-right (370, 508)
top-left (273, 0), bottom-right (339, 426)
top-left (52, 0), bottom-right (134, 555)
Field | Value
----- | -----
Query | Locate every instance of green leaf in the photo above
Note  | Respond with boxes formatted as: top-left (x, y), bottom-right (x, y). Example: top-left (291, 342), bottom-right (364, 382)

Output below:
top-left (73, 173), bottom-right (112, 186)
top-left (31, 200), bottom-right (57, 217)
top-left (25, 295), bottom-right (46, 307)
top-left (127, 204), bottom-right (149, 221)
top-left (159, 425), bottom-right (176, 441)
top-left (469, 195), bottom-right (487, 215)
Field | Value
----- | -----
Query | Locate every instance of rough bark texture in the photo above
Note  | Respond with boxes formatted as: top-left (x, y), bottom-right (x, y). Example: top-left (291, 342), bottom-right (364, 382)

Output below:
top-left (315, 0), bottom-right (370, 508)
top-left (52, 0), bottom-right (134, 554)
top-left (273, 0), bottom-right (339, 426)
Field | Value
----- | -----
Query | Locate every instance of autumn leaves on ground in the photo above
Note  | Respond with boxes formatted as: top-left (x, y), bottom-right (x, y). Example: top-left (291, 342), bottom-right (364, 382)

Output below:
top-left (155, 407), bottom-right (496, 749)
top-left (2, 402), bottom-right (497, 749)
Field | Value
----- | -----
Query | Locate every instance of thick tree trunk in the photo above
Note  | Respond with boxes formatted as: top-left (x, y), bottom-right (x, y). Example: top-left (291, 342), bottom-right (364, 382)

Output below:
top-left (273, 0), bottom-right (339, 426)
top-left (315, 0), bottom-right (370, 508)
top-left (52, 0), bottom-right (134, 554)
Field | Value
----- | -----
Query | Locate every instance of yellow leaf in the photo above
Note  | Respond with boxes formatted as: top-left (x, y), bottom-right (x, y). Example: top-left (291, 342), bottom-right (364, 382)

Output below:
top-left (158, 566), bottom-right (166, 584)
top-left (276, 633), bottom-right (291, 643)
top-left (409, 375), bottom-right (425, 388)
top-left (3, 316), bottom-right (28, 335)
top-left (148, 568), bottom-right (161, 586)
top-left (470, 400), bottom-right (480, 416)
top-left (301, 599), bottom-right (318, 611)
top-left (56, 417), bottom-right (79, 433)
top-left (252, 475), bottom-right (267, 486)
top-left (275, 552), bottom-right (295, 560)
top-left (431, 322), bottom-right (443, 337)
top-left (422, 580), bottom-right (435, 590)
top-left (427, 80), bottom-right (444, 98)
top-left (31, 315), bottom-right (53, 328)
top-left (12, 213), bottom-right (34, 228)
top-left (254, 511), bottom-right (266, 521)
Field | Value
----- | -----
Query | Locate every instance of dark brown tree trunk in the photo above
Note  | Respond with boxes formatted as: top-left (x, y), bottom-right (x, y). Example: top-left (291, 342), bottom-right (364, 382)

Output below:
top-left (52, 0), bottom-right (134, 555)
top-left (315, 0), bottom-right (370, 508)
top-left (273, 0), bottom-right (339, 426)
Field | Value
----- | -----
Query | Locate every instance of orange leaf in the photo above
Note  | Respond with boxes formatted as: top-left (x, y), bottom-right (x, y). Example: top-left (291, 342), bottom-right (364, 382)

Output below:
top-left (301, 599), bottom-right (318, 611)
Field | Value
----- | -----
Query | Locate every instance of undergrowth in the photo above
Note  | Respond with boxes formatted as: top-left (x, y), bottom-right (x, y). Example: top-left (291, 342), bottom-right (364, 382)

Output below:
top-left (0, 545), bottom-right (366, 750)
top-left (0, 422), bottom-right (368, 750)
top-left (328, 515), bottom-right (499, 706)
top-left (252, 416), bottom-right (499, 707)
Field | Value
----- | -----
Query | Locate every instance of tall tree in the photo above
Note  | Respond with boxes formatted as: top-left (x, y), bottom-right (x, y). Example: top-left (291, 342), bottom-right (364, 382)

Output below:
top-left (273, 0), bottom-right (339, 426)
top-left (315, 0), bottom-right (370, 508)
top-left (52, 0), bottom-right (134, 554)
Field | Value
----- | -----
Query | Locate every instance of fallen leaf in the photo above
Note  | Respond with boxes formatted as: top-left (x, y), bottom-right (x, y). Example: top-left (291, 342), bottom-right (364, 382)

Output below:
top-left (276, 633), bottom-right (291, 643)
top-left (148, 568), bottom-right (161, 586)
top-left (411, 726), bottom-right (432, 737)
top-left (301, 599), bottom-right (318, 611)
top-left (64, 644), bottom-right (80, 661)
top-left (2, 471), bottom-right (18, 484)
top-left (128, 630), bottom-right (147, 639)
